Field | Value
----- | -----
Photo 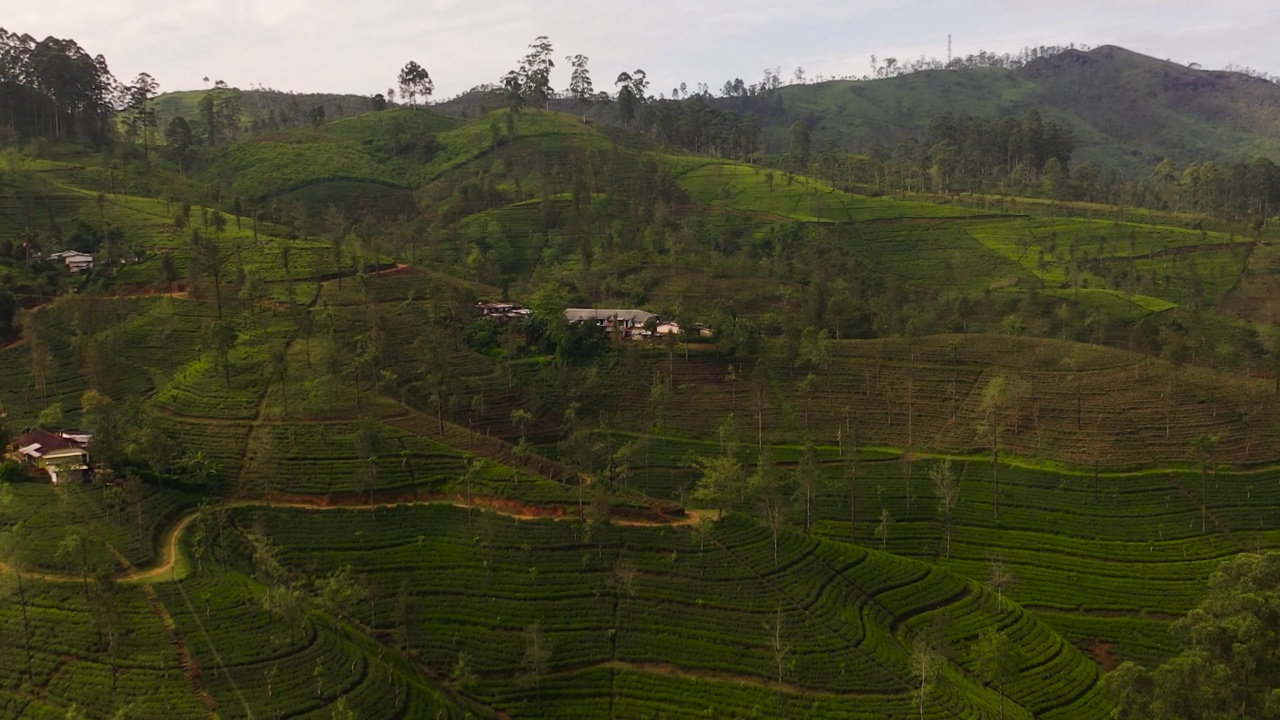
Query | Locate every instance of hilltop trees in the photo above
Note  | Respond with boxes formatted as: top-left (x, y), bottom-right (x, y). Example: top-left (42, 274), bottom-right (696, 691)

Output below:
top-left (615, 70), bottom-right (648, 128)
top-left (500, 36), bottom-right (556, 112)
top-left (397, 61), bottom-right (434, 107)
top-left (164, 117), bottom-right (195, 172)
top-left (197, 80), bottom-right (244, 145)
top-left (789, 120), bottom-right (811, 173)
top-left (123, 72), bottom-right (159, 159)
top-left (565, 54), bottom-right (593, 121)
top-left (0, 29), bottom-right (118, 142)
top-left (866, 109), bottom-right (1075, 195)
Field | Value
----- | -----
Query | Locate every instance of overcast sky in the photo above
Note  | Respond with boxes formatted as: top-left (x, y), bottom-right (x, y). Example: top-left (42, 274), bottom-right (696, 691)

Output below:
top-left (10, 0), bottom-right (1280, 98)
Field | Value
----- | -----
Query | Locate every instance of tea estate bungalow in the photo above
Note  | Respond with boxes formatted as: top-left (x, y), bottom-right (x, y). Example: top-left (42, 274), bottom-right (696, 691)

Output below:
top-left (15, 428), bottom-right (92, 484)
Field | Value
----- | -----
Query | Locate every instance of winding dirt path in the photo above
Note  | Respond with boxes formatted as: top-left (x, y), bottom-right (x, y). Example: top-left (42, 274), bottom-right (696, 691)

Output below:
top-left (3, 495), bottom-right (703, 585)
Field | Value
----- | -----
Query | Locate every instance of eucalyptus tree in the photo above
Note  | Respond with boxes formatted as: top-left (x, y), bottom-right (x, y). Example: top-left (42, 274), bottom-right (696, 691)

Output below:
top-left (125, 72), bottom-right (159, 159)
top-left (397, 61), bottom-right (434, 107)
top-left (565, 54), bottom-right (593, 120)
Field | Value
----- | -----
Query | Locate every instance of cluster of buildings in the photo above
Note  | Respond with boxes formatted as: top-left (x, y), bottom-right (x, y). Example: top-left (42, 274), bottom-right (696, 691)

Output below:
top-left (13, 428), bottom-right (92, 484)
top-left (561, 308), bottom-right (710, 340)
top-left (475, 301), bottom-right (709, 341)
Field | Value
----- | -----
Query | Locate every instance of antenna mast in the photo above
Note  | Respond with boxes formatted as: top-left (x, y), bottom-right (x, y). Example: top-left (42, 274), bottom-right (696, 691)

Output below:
top-left (948, 34), bottom-right (952, 65)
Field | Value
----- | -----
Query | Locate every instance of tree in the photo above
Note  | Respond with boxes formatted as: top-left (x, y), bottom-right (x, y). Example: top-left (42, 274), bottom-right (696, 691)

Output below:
top-left (910, 633), bottom-right (943, 720)
top-left (197, 88), bottom-right (218, 145)
top-left (1189, 433), bottom-right (1219, 534)
top-left (615, 70), bottom-right (648, 129)
top-left (180, 449), bottom-right (219, 488)
top-left (518, 37), bottom-right (555, 109)
top-left (519, 622), bottom-right (552, 700)
top-left (692, 415), bottom-right (744, 520)
top-left (1104, 552), bottom-right (1280, 720)
top-left (414, 332), bottom-right (453, 433)
top-left (37, 402), bottom-right (63, 429)
top-left (0, 530), bottom-right (35, 684)
top-left (931, 460), bottom-right (959, 559)
top-left (397, 61), bottom-right (434, 108)
top-left (500, 70), bottom-right (524, 113)
top-left (452, 650), bottom-right (477, 691)
top-left (191, 229), bottom-right (225, 317)
top-left (81, 389), bottom-right (118, 469)
top-left (269, 343), bottom-right (289, 417)
top-left (610, 557), bottom-right (638, 604)
top-left (565, 54), bottom-right (594, 121)
top-left (692, 454), bottom-right (742, 521)
top-left (461, 458), bottom-right (482, 523)
top-left (125, 72), bottom-right (159, 160)
top-left (315, 565), bottom-right (368, 627)
top-left (977, 375), bottom-right (1012, 522)
top-left (207, 319), bottom-right (238, 390)
top-left (844, 440), bottom-right (859, 543)
top-left (972, 627), bottom-right (1022, 720)
top-left (789, 120), bottom-right (811, 173)
top-left (766, 606), bottom-right (791, 690)
top-left (987, 553), bottom-right (1015, 604)
top-left (874, 507), bottom-right (892, 550)
top-left (56, 528), bottom-right (92, 600)
top-left (749, 445), bottom-right (792, 565)
top-left (793, 439), bottom-right (822, 533)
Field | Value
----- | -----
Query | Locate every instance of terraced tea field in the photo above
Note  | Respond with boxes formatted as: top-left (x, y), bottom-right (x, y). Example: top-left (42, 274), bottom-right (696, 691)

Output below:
top-left (603, 334), bottom-right (1278, 472)
top-left (245, 503), bottom-right (1112, 719)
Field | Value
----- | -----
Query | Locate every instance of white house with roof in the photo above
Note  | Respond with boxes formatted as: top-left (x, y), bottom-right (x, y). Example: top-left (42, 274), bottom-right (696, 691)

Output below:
top-left (47, 250), bottom-right (95, 274)
top-left (15, 428), bottom-right (92, 484)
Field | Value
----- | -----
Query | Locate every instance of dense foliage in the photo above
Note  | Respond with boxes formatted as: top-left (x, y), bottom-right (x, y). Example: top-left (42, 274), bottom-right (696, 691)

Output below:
top-left (0, 28), bottom-right (117, 143)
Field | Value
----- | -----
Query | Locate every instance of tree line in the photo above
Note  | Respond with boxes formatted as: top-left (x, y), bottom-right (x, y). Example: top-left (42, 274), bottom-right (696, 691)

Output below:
top-left (843, 108), bottom-right (1280, 228)
top-left (0, 28), bottom-right (117, 143)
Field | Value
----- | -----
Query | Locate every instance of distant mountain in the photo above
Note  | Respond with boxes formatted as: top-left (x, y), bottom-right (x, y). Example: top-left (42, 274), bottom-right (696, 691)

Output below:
top-left (435, 46), bottom-right (1280, 177)
top-left (723, 45), bottom-right (1280, 175)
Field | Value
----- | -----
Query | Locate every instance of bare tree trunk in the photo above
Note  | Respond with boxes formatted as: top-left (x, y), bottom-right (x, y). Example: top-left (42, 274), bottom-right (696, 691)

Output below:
top-left (15, 571), bottom-right (33, 683)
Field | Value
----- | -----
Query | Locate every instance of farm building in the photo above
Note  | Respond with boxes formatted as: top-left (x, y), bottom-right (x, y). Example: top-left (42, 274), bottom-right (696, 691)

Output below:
top-left (46, 250), bottom-right (95, 274)
top-left (654, 321), bottom-right (714, 338)
top-left (14, 428), bottom-right (92, 484)
top-left (564, 308), bottom-right (658, 330)
top-left (476, 301), bottom-right (531, 321)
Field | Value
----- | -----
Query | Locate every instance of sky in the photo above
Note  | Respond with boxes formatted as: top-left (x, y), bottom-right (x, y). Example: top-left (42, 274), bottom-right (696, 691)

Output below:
top-left (9, 0), bottom-right (1280, 99)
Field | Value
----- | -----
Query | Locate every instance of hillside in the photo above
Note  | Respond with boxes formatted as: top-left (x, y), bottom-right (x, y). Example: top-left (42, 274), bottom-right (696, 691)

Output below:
top-left (152, 89), bottom-right (382, 130)
top-left (714, 46), bottom-right (1280, 174)
top-left (4, 89), bottom-right (1280, 719)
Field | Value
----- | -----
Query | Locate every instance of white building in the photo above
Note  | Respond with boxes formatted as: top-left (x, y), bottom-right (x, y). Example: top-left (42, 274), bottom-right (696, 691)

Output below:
top-left (47, 250), bottom-right (95, 274)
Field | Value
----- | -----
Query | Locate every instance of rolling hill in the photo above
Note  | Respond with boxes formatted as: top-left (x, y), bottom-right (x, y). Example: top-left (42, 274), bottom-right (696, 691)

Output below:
top-left (723, 45), bottom-right (1280, 174)
top-left (4, 68), bottom-right (1280, 718)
